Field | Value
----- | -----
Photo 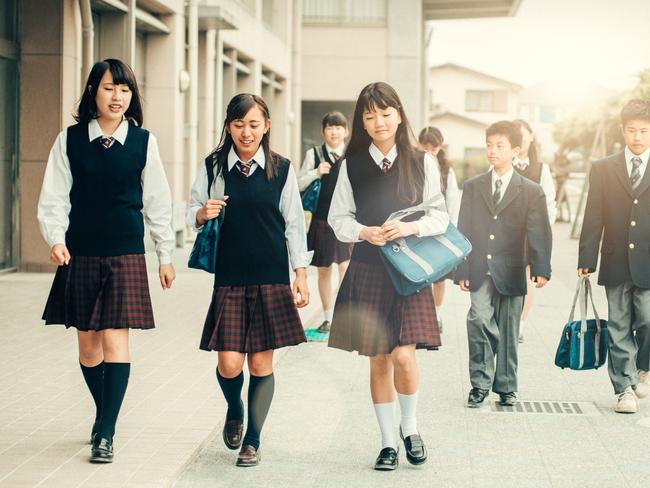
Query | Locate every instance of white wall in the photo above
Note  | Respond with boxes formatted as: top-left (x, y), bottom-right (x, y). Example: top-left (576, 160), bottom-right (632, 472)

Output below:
top-left (429, 114), bottom-right (486, 161)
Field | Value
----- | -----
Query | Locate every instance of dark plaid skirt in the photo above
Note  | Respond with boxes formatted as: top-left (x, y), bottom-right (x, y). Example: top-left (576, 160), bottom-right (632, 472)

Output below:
top-left (200, 284), bottom-right (307, 353)
top-left (42, 254), bottom-right (155, 331)
top-left (307, 218), bottom-right (353, 268)
top-left (328, 260), bottom-right (441, 356)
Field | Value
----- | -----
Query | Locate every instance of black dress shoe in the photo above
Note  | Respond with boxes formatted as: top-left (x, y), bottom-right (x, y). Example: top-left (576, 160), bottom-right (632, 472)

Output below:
top-left (400, 427), bottom-right (427, 465)
top-left (374, 447), bottom-right (399, 471)
top-left (467, 387), bottom-right (489, 408)
top-left (317, 320), bottom-right (331, 333)
top-left (90, 436), bottom-right (113, 463)
top-left (498, 392), bottom-right (517, 406)
top-left (223, 418), bottom-right (244, 450)
top-left (236, 445), bottom-right (261, 467)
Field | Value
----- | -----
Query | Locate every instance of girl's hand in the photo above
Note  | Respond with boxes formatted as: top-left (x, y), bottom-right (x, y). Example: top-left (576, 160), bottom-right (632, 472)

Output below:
top-left (50, 244), bottom-right (70, 266)
top-left (292, 268), bottom-right (310, 308)
top-left (196, 196), bottom-right (229, 226)
top-left (359, 226), bottom-right (387, 246)
top-left (316, 162), bottom-right (331, 176)
top-left (159, 263), bottom-right (176, 290)
top-left (380, 220), bottom-right (418, 242)
top-left (459, 280), bottom-right (470, 292)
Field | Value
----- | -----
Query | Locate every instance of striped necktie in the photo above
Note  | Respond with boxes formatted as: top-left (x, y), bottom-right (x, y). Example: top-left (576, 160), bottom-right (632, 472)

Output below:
top-left (493, 178), bottom-right (503, 205)
top-left (100, 136), bottom-right (114, 149)
top-left (381, 158), bottom-right (392, 173)
top-left (237, 161), bottom-right (252, 176)
top-left (630, 157), bottom-right (643, 188)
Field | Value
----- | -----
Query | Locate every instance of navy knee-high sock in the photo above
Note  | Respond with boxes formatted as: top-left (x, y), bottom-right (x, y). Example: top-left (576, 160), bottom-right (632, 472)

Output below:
top-left (97, 362), bottom-right (130, 441)
top-left (216, 369), bottom-right (245, 421)
top-left (80, 361), bottom-right (104, 433)
top-left (242, 373), bottom-right (275, 450)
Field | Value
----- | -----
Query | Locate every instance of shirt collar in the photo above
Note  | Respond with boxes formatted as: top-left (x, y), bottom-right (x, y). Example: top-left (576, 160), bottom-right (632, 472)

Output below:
top-left (325, 143), bottom-right (345, 157)
top-left (491, 166), bottom-right (514, 186)
top-left (369, 143), bottom-right (398, 167)
top-left (227, 145), bottom-right (266, 171)
top-left (625, 146), bottom-right (650, 166)
top-left (515, 156), bottom-right (530, 169)
top-left (88, 118), bottom-right (129, 145)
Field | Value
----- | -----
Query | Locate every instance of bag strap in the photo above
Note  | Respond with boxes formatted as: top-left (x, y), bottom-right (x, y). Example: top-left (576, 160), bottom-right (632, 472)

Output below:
top-left (569, 277), bottom-right (604, 369)
top-left (314, 145), bottom-right (325, 168)
top-left (205, 158), bottom-right (225, 200)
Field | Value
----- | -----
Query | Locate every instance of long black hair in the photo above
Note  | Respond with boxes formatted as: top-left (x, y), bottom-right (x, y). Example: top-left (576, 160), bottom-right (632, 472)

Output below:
top-left (74, 59), bottom-right (143, 127)
top-left (418, 126), bottom-right (451, 194)
top-left (208, 93), bottom-right (277, 180)
top-left (512, 119), bottom-right (539, 166)
top-left (345, 82), bottom-right (423, 204)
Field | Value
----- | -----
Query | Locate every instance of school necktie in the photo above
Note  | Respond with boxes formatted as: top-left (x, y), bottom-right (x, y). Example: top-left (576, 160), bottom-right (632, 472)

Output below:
top-left (381, 158), bottom-right (392, 173)
top-left (100, 136), bottom-right (114, 149)
top-left (331, 152), bottom-right (340, 163)
top-left (237, 160), bottom-right (252, 176)
top-left (493, 178), bottom-right (502, 205)
top-left (630, 157), bottom-right (643, 188)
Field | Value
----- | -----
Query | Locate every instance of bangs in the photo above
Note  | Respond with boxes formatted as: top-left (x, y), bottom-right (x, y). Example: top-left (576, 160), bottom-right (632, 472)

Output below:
top-left (227, 93), bottom-right (269, 122)
top-left (359, 84), bottom-right (400, 114)
top-left (107, 60), bottom-right (138, 89)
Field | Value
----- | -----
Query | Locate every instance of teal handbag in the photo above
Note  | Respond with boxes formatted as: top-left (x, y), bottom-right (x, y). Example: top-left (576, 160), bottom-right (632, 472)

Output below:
top-left (554, 277), bottom-right (608, 370)
top-left (379, 195), bottom-right (472, 296)
top-left (188, 159), bottom-right (224, 273)
top-left (300, 146), bottom-right (325, 213)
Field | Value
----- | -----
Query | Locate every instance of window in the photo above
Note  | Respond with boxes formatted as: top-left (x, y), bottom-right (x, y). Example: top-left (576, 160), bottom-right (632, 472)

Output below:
top-left (465, 90), bottom-right (508, 113)
top-left (303, 0), bottom-right (386, 25)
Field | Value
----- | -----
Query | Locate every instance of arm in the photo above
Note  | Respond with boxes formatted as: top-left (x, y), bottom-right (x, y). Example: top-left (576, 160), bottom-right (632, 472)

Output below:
top-left (445, 168), bottom-right (461, 226)
top-left (540, 164), bottom-right (557, 225)
top-left (413, 153), bottom-right (450, 237)
top-left (142, 134), bottom-right (174, 266)
top-left (297, 148), bottom-right (319, 192)
top-left (578, 163), bottom-right (604, 273)
top-left (327, 160), bottom-right (365, 243)
top-left (527, 185), bottom-right (552, 281)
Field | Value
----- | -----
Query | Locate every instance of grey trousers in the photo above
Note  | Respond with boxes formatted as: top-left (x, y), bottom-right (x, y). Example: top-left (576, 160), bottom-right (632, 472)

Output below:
top-left (467, 277), bottom-right (524, 393)
top-left (605, 281), bottom-right (650, 394)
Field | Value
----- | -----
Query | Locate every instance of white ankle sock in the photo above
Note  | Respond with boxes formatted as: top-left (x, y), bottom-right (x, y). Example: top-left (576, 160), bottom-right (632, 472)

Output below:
top-left (373, 402), bottom-right (397, 449)
top-left (398, 391), bottom-right (418, 437)
top-left (324, 309), bottom-right (333, 322)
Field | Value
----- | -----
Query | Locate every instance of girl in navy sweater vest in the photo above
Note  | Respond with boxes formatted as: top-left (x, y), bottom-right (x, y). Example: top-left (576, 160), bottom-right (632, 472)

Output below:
top-left (38, 59), bottom-right (175, 463)
top-left (328, 82), bottom-right (449, 470)
top-left (187, 94), bottom-right (311, 467)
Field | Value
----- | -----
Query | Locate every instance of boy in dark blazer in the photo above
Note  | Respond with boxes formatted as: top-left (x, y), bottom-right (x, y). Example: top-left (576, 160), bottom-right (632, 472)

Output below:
top-left (578, 99), bottom-right (650, 414)
top-left (454, 121), bottom-right (552, 408)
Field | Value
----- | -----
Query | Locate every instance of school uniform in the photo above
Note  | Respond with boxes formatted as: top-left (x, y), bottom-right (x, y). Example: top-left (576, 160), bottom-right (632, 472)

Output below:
top-left (327, 144), bottom-right (449, 356)
top-left (298, 143), bottom-right (354, 267)
top-left (187, 146), bottom-right (311, 353)
top-left (454, 168), bottom-right (552, 393)
top-left (578, 148), bottom-right (650, 394)
top-left (38, 118), bottom-right (174, 330)
top-left (514, 157), bottom-right (557, 226)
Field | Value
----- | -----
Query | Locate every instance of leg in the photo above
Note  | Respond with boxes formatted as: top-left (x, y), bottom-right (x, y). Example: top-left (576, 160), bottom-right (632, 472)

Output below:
top-left (337, 260), bottom-right (350, 288)
top-left (493, 294), bottom-right (524, 395)
top-left (242, 350), bottom-right (275, 450)
top-left (467, 278), bottom-right (499, 390)
top-left (391, 345), bottom-right (418, 435)
top-left (318, 266), bottom-right (334, 328)
top-left (217, 351), bottom-right (246, 426)
top-left (606, 283), bottom-right (638, 394)
top-left (369, 355), bottom-right (398, 450)
top-left (78, 331), bottom-right (104, 437)
top-left (433, 281), bottom-right (446, 332)
top-left (633, 287), bottom-right (650, 372)
top-left (96, 329), bottom-right (130, 442)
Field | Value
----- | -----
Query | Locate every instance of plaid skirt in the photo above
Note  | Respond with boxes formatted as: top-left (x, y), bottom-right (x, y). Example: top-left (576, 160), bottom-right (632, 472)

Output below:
top-left (200, 284), bottom-right (306, 353)
top-left (42, 254), bottom-right (155, 331)
top-left (328, 260), bottom-right (441, 356)
top-left (307, 218), bottom-right (353, 267)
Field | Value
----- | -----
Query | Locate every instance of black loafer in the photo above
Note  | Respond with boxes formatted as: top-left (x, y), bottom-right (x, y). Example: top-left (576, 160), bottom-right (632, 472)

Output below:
top-left (498, 392), bottom-right (517, 406)
top-left (223, 418), bottom-right (244, 450)
top-left (317, 320), bottom-right (331, 333)
top-left (374, 447), bottom-right (399, 471)
top-left (467, 387), bottom-right (489, 408)
top-left (90, 436), bottom-right (113, 463)
top-left (400, 427), bottom-right (427, 465)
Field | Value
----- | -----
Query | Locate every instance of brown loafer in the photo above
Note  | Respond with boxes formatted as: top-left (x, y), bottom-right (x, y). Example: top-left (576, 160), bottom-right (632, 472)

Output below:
top-left (223, 419), bottom-right (244, 450)
top-left (236, 445), bottom-right (261, 467)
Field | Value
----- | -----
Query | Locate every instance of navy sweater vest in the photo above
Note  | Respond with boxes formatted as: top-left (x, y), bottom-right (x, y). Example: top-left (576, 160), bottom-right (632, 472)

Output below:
top-left (516, 161), bottom-right (543, 184)
top-left (65, 123), bottom-right (149, 256)
top-left (347, 150), bottom-right (425, 265)
top-left (313, 145), bottom-right (342, 222)
top-left (214, 155), bottom-right (291, 286)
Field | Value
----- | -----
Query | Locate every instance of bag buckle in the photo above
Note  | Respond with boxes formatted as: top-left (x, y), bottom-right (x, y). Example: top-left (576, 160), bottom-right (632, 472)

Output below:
top-left (392, 244), bottom-right (401, 253)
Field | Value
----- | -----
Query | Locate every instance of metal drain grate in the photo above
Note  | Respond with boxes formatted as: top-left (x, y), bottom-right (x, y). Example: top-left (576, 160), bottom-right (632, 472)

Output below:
top-left (481, 400), bottom-right (601, 416)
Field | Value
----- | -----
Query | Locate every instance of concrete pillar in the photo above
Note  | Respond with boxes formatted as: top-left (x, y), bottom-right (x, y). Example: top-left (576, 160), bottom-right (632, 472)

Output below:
top-left (198, 29), bottom-right (217, 157)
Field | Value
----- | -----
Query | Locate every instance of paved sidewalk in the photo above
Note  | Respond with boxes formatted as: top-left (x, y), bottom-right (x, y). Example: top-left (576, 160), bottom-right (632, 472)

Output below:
top-left (1, 222), bottom-right (650, 487)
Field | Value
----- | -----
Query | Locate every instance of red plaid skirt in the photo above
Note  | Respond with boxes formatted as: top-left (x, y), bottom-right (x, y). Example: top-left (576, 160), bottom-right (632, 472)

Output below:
top-left (328, 260), bottom-right (440, 356)
top-left (42, 254), bottom-right (155, 331)
top-left (307, 218), bottom-right (353, 267)
top-left (200, 284), bottom-right (306, 353)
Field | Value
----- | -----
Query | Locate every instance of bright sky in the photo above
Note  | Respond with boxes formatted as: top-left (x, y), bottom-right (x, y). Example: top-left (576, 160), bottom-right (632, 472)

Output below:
top-left (427, 0), bottom-right (650, 91)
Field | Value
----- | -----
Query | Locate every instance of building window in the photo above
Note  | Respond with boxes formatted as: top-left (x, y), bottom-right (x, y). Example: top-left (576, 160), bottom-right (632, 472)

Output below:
top-left (465, 90), bottom-right (508, 113)
top-left (303, 0), bottom-right (387, 25)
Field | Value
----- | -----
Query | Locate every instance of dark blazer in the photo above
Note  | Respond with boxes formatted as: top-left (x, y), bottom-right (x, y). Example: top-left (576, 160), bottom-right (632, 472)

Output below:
top-left (578, 151), bottom-right (650, 288)
top-left (453, 169), bottom-right (552, 296)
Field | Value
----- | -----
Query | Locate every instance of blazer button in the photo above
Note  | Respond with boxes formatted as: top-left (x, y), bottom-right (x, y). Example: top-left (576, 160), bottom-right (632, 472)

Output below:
top-left (489, 234), bottom-right (495, 240)
top-left (630, 243), bottom-right (635, 249)
top-left (493, 215), bottom-right (498, 220)
top-left (631, 221), bottom-right (637, 226)
top-left (634, 199), bottom-right (639, 204)
top-left (487, 254), bottom-right (492, 260)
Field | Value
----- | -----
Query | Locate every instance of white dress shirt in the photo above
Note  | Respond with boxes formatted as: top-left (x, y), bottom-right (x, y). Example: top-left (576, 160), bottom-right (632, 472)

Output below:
top-left (514, 157), bottom-right (557, 225)
top-left (490, 166), bottom-right (515, 204)
top-left (186, 145), bottom-right (312, 270)
top-left (444, 167), bottom-right (460, 226)
top-left (625, 146), bottom-right (650, 180)
top-left (37, 119), bottom-right (175, 265)
top-left (297, 142), bottom-right (346, 191)
top-left (327, 143), bottom-right (450, 243)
